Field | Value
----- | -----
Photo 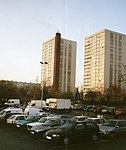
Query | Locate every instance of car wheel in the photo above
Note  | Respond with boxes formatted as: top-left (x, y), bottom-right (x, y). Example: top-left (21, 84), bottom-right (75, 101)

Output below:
top-left (64, 137), bottom-right (69, 145)
top-left (92, 134), bottom-right (98, 141)
top-left (109, 132), bottom-right (115, 139)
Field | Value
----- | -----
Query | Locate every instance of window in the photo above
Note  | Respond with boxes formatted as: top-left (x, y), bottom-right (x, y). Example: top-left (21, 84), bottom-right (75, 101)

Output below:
top-left (6, 111), bottom-right (11, 114)
top-left (94, 119), bottom-right (99, 124)
top-left (86, 122), bottom-right (96, 128)
top-left (74, 123), bottom-right (85, 130)
top-left (116, 121), bottom-right (124, 127)
top-left (99, 119), bottom-right (105, 124)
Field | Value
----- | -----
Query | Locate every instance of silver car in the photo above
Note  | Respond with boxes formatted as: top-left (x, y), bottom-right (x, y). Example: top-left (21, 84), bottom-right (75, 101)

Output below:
top-left (99, 119), bottom-right (126, 139)
top-left (84, 117), bottom-right (108, 126)
top-left (7, 114), bottom-right (28, 124)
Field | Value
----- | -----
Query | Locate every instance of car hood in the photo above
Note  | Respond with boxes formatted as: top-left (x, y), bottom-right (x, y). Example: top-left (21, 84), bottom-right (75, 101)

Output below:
top-left (27, 122), bottom-right (43, 127)
top-left (47, 128), bottom-right (67, 135)
top-left (17, 120), bottom-right (31, 125)
top-left (99, 125), bottom-right (115, 132)
top-left (31, 124), bottom-right (50, 131)
top-left (33, 125), bottom-right (63, 133)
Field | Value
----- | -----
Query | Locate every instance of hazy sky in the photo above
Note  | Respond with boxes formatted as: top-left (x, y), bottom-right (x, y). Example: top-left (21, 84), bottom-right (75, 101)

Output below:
top-left (0, 0), bottom-right (126, 87)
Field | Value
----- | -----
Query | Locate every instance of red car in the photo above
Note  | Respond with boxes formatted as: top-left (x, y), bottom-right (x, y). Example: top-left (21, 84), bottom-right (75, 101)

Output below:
top-left (115, 107), bottom-right (126, 116)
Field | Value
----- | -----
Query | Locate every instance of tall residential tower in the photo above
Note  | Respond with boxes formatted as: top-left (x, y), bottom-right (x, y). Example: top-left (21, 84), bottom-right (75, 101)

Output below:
top-left (83, 29), bottom-right (126, 94)
top-left (41, 33), bottom-right (77, 94)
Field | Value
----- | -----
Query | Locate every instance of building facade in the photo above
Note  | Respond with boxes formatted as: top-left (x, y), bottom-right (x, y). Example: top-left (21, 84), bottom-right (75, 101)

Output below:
top-left (83, 29), bottom-right (126, 94)
top-left (41, 33), bottom-right (77, 94)
top-left (0, 80), bottom-right (40, 88)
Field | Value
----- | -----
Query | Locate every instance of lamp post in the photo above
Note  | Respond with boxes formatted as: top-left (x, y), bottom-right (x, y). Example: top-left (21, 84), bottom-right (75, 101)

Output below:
top-left (40, 61), bottom-right (48, 108)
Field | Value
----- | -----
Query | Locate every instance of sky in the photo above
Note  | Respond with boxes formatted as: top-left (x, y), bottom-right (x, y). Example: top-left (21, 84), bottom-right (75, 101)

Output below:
top-left (0, 0), bottom-right (126, 87)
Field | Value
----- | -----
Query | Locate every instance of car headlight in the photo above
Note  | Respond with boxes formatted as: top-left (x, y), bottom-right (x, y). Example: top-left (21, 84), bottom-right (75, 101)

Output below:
top-left (36, 130), bottom-right (39, 132)
top-left (100, 129), bottom-right (109, 134)
top-left (52, 134), bottom-right (59, 137)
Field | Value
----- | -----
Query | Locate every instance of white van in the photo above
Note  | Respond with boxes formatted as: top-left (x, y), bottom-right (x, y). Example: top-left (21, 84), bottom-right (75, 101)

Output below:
top-left (27, 100), bottom-right (46, 109)
top-left (24, 107), bottom-right (43, 116)
top-left (4, 99), bottom-right (20, 106)
top-left (0, 107), bottom-right (23, 121)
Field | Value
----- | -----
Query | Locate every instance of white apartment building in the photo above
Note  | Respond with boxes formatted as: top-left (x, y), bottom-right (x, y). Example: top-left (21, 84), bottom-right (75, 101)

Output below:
top-left (83, 29), bottom-right (126, 94)
top-left (41, 33), bottom-right (77, 93)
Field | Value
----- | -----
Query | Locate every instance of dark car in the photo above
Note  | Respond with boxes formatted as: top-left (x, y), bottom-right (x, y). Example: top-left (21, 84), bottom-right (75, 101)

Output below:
top-left (45, 121), bottom-right (99, 145)
top-left (30, 118), bottom-right (69, 138)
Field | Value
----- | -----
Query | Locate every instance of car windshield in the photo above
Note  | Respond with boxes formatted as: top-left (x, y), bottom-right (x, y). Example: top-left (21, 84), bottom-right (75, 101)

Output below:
top-left (71, 116), bottom-right (78, 121)
top-left (38, 117), bottom-right (47, 123)
top-left (25, 116), bottom-right (34, 121)
top-left (60, 121), bottom-right (75, 129)
top-left (103, 120), bottom-right (116, 127)
top-left (8, 115), bottom-right (16, 119)
top-left (43, 119), bottom-right (56, 126)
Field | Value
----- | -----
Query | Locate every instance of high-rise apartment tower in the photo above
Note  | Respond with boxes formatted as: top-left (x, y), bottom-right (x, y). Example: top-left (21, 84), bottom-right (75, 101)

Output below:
top-left (41, 33), bottom-right (77, 93)
top-left (83, 29), bottom-right (126, 94)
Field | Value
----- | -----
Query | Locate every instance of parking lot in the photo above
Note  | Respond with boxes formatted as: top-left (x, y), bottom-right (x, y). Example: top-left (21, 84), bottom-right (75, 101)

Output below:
top-left (1, 124), bottom-right (126, 150)
top-left (0, 123), bottom-right (49, 150)
top-left (1, 105), bottom-right (126, 150)
top-left (1, 110), bottom-right (126, 150)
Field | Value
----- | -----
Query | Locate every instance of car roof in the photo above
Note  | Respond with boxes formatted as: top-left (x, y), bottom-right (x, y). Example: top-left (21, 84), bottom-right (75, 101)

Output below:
top-left (10, 114), bottom-right (28, 117)
top-left (108, 119), bottom-right (126, 121)
top-left (87, 118), bottom-right (105, 120)
top-left (72, 116), bottom-right (88, 118)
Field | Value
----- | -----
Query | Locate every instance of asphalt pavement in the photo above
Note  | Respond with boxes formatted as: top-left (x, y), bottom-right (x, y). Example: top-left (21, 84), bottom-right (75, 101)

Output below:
top-left (1, 123), bottom-right (126, 150)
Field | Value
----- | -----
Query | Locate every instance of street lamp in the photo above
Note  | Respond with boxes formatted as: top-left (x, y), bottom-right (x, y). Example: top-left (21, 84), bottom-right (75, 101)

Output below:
top-left (40, 62), bottom-right (48, 108)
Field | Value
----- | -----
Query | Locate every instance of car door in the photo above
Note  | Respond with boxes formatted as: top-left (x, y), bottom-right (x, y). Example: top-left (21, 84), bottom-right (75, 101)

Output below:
top-left (115, 121), bottom-right (125, 137)
top-left (122, 121), bottom-right (126, 137)
top-left (73, 123), bottom-right (88, 143)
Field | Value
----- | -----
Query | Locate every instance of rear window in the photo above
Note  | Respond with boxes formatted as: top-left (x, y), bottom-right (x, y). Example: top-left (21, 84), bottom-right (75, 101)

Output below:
top-left (86, 122), bottom-right (97, 128)
top-left (78, 118), bottom-right (86, 121)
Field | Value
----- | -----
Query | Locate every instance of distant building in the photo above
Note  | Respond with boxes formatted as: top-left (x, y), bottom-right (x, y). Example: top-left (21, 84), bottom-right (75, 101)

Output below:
top-left (83, 29), bottom-right (126, 94)
top-left (41, 33), bottom-right (77, 94)
top-left (0, 80), bottom-right (40, 88)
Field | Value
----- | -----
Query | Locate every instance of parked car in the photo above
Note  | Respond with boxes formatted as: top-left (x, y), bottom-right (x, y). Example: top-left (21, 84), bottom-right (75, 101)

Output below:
top-left (45, 121), bottom-right (99, 145)
top-left (84, 117), bottom-right (108, 126)
top-left (7, 114), bottom-right (28, 124)
top-left (30, 118), bottom-right (69, 138)
top-left (84, 105), bottom-right (96, 112)
top-left (71, 116), bottom-right (88, 122)
top-left (27, 116), bottom-right (59, 131)
top-left (0, 107), bottom-right (23, 122)
top-left (93, 106), bottom-right (104, 113)
top-left (52, 114), bottom-right (72, 119)
top-left (115, 107), bottom-right (126, 116)
top-left (16, 115), bottom-right (44, 129)
top-left (99, 119), bottom-right (126, 139)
